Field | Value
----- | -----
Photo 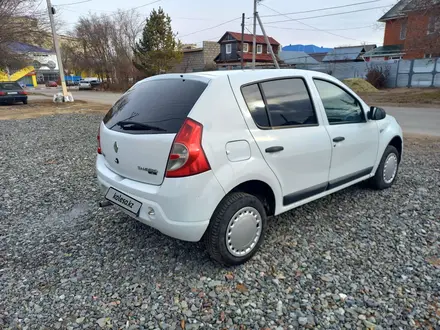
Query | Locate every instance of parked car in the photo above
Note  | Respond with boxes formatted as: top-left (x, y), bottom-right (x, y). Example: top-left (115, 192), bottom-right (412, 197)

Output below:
top-left (88, 79), bottom-right (101, 88)
top-left (45, 81), bottom-right (58, 87)
top-left (0, 82), bottom-right (28, 104)
top-left (96, 70), bottom-right (403, 266)
top-left (79, 80), bottom-right (92, 90)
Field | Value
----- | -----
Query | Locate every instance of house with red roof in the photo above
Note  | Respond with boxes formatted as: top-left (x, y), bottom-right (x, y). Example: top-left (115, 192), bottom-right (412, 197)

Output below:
top-left (214, 31), bottom-right (280, 69)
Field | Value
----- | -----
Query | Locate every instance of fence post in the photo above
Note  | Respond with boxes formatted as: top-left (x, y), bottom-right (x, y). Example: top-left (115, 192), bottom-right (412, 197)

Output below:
top-left (395, 59), bottom-right (400, 88)
top-left (431, 58), bottom-right (437, 87)
top-left (408, 59), bottom-right (414, 88)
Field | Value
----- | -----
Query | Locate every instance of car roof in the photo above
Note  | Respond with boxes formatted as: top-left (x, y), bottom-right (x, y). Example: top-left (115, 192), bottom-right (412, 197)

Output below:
top-left (149, 69), bottom-right (333, 84)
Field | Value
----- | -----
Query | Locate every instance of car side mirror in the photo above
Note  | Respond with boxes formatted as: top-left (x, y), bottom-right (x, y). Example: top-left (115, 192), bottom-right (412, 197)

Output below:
top-left (368, 106), bottom-right (386, 120)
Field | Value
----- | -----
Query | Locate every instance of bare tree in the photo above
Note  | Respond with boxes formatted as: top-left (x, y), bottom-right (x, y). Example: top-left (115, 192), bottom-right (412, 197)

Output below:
top-left (65, 10), bottom-right (142, 90)
top-left (403, 0), bottom-right (440, 57)
top-left (0, 0), bottom-right (51, 69)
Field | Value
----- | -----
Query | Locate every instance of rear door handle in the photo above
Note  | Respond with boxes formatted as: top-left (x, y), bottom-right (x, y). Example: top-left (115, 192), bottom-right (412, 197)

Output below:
top-left (333, 136), bottom-right (345, 142)
top-left (265, 146), bottom-right (284, 153)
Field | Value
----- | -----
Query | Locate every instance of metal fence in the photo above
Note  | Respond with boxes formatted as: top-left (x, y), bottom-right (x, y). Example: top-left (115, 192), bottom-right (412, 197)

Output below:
top-left (297, 60), bottom-right (399, 88)
top-left (301, 58), bottom-right (440, 88)
top-left (395, 58), bottom-right (440, 88)
top-left (214, 57), bottom-right (440, 88)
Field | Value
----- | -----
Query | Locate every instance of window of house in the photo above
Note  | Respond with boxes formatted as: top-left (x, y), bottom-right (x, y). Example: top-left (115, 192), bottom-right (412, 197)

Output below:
top-left (314, 79), bottom-right (365, 124)
top-left (428, 16), bottom-right (440, 34)
top-left (257, 44), bottom-right (263, 54)
top-left (400, 19), bottom-right (407, 40)
top-left (260, 78), bottom-right (317, 127)
top-left (424, 53), bottom-right (432, 58)
top-left (242, 43), bottom-right (249, 53)
top-left (226, 43), bottom-right (232, 54)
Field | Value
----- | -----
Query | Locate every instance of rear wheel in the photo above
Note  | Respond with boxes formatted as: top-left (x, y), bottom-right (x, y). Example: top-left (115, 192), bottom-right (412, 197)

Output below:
top-left (369, 145), bottom-right (399, 190)
top-left (205, 192), bottom-right (267, 266)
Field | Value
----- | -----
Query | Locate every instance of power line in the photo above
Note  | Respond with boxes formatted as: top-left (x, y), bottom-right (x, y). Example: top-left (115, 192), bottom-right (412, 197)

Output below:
top-left (179, 17), bottom-right (241, 38)
top-left (173, 17), bottom-right (214, 21)
top-left (55, 0), bottom-right (92, 6)
top-left (258, 24), bottom-right (377, 32)
top-left (258, 0), bottom-right (381, 18)
top-left (259, 3), bottom-right (383, 44)
top-left (131, 0), bottom-right (161, 10)
top-left (262, 5), bottom-right (391, 24)
top-left (61, 0), bottom-right (161, 15)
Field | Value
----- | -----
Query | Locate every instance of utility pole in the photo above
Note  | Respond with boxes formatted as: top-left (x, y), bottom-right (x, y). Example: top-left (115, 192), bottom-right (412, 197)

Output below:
top-left (256, 12), bottom-right (279, 69)
top-left (241, 13), bottom-right (245, 69)
top-left (252, 0), bottom-right (257, 69)
top-left (46, 0), bottom-right (70, 101)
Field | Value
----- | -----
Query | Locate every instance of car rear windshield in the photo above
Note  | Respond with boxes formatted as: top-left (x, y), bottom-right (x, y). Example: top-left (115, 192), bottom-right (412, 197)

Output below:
top-left (103, 78), bottom-right (208, 134)
top-left (0, 82), bottom-right (21, 90)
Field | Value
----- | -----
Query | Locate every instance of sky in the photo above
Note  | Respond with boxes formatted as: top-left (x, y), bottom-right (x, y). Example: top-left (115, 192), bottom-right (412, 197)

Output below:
top-left (52, 0), bottom-right (399, 49)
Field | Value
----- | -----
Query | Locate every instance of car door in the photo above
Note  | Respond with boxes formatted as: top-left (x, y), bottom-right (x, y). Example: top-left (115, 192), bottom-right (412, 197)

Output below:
top-left (312, 78), bottom-right (379, 188)
top-left (241, 77), bottom-right (332, 206)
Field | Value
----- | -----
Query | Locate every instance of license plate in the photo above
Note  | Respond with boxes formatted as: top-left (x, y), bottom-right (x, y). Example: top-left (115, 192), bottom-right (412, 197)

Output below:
top-left (8, 92), bottom-right (18, 95)
top-left (105, 187), bottom-right (142, 215)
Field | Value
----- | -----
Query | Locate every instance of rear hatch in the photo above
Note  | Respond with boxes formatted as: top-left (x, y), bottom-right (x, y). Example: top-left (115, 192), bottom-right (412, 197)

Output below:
top-left (100, 77), bottom-right (209, 185)
top-left (0, 82), bottom-right (25, 97)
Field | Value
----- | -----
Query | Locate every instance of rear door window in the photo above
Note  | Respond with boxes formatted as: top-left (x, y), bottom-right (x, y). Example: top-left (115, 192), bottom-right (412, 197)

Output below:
top-left (260, 78), bottom-right (317, 127)
top-left (104, 79), bottom-right (208, 134)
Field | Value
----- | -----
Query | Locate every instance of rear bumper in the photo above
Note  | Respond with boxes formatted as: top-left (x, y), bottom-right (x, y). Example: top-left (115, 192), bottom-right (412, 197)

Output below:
top-left (96, 155), bottom-right (225, 242)
top-left (0, 96), bottom-right (27, 103)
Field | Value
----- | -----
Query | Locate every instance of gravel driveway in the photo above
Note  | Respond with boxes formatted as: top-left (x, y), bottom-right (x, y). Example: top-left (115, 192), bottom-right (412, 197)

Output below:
top-left (1, 114), bottom-right (439, 330)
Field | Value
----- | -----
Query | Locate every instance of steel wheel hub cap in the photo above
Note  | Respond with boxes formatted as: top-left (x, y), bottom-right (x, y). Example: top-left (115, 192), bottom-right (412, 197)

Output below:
top-left (383, 153), bottom-right (398, 184)
top-left (226, 206), bottom-right (262, 257)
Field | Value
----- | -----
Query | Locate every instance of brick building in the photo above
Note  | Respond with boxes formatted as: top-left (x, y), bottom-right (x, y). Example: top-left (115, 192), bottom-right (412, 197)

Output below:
top-left (366, 0), bottom-right (440, 60)
top-left (172, 41), bottom-right (220, 73)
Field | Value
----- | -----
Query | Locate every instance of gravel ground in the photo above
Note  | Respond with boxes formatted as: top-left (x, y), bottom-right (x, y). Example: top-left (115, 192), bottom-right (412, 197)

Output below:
top-left (1, 114), bottom-right (439, 330)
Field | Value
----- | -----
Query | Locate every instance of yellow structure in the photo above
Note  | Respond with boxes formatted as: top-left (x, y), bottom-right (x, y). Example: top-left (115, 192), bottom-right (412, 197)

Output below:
top-left (0, 66), bottom-right (37, 87)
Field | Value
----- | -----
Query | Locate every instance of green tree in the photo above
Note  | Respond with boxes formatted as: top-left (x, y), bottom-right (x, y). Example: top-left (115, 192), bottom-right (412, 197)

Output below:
top-left (133, 7), bottom-right (182, 76)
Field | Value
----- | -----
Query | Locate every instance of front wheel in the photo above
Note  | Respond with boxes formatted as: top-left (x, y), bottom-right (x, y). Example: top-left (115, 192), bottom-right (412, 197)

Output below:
top-left (23, 99), bottom-right (28, 104)
top-left (205, 192), bottom-right (267, 266)
top-left (369, 145), bottom-right (400, 190)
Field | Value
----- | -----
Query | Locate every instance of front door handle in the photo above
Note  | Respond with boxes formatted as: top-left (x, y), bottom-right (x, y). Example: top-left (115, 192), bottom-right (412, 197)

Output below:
top-left (265, 146), bottom-right (284, 153)
top-left (333, 136), bottom-right (345, 142)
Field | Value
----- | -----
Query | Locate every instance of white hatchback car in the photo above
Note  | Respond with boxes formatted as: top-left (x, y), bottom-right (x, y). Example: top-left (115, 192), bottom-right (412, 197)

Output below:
top-left (79, 80), bottom-right (92, 90)
top-left (96, 70), bottom-right (403, 265)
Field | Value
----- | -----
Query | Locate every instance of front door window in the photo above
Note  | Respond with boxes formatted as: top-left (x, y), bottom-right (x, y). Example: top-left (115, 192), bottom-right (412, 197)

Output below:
top-left (314, 79), bottom-right (365, 124)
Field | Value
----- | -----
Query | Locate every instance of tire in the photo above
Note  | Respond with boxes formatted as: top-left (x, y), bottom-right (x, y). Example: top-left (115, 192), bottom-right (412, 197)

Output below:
top-left (205, 192), bottom-right (267, 266)
top-left (23, 99), bottom-right (28, 104)
top-left (369, 145), bottom-right (399, 190)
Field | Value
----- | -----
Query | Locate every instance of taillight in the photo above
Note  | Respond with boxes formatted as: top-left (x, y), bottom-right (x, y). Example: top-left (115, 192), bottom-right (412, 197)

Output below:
top-left (97, 126), bottom-right (102, 154)
top-left (166, 118), bottom-right (210, 178)
top-left (19, 91), bottom-right (27, 95)
top-left (0, 92), bottom-right (5, 96)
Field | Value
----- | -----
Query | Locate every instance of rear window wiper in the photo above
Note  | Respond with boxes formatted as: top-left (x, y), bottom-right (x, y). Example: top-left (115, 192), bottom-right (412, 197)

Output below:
top-left (113, 121), bottom-right (166, 131)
